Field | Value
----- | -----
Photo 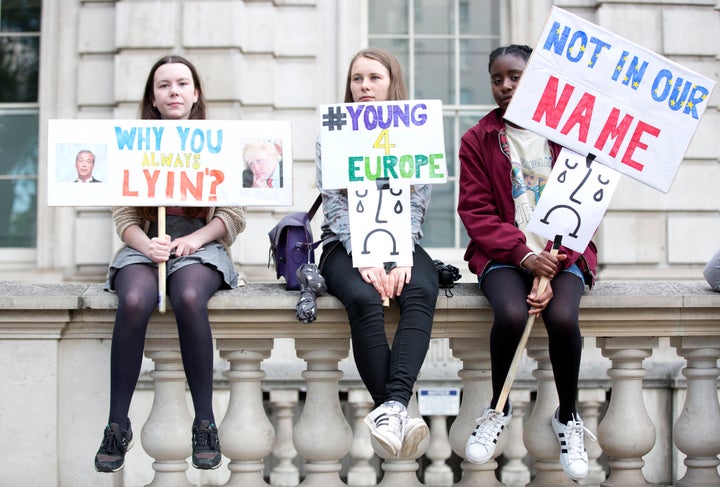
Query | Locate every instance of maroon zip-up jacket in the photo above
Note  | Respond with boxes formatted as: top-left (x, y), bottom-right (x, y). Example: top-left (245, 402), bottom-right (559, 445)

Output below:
top-left (457, 108), bottom-right (597, 288)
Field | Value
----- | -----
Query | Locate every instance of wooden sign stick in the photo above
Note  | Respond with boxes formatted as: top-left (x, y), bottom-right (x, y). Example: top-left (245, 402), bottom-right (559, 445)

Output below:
top-left (495, 234), bottom-right (562, 414)
top-left (158, 206), bottom-right (167, 313)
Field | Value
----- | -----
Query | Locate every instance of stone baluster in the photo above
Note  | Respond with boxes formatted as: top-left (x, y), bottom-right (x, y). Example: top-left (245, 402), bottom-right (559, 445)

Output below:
top-left (500, 389), bottom-right (531, 487)
top-left (375, 395), bottom-right (428, 487)
top-left (448, 337), bottom-right (503, 487)
top-left (347, 388), bottom-right (377, 487)
top-left (142, 338), bottom-right (194, 487)
top-left (597, 337), bottom-right (658, 486)
top-left (670, 337), bottom-right (720, 487)
top-left (294, 338), bottom-right (353, 487)
top-left (578, 387), bottom-right (607, 485)
top-left (525, 337), bottom-right (576, 487)
top-left (216, 338), bottom-right (274, 487)
top-left (269, 389), bottom-right (300, 487)
top-left (423, 414), bottom-right (453, 487)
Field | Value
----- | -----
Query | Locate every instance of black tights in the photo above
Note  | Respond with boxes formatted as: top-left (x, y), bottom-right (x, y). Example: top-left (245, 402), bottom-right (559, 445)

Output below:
top-left (481, 267), bottom-right (583, 423)
top-left (108, 263), bottom-right (222, 428)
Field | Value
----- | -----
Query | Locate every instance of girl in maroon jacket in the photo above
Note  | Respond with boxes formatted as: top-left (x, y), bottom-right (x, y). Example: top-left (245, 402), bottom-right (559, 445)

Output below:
top-left (457, 45), bottom-right (597, 481)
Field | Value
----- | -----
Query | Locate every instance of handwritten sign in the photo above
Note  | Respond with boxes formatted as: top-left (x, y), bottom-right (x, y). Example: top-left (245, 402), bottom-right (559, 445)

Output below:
top-left (320, 99), bottom-right (447, 269)
top-left (528, 148), bottom-right (621, 253)
top-left (47, 119), bottom-right (293, 206)
top-left (319, 100), bottom-right (447, 190)
top-left (348, 180), bottom-right (413, 267)
top-left (504, 7), bottom-right (715, 193)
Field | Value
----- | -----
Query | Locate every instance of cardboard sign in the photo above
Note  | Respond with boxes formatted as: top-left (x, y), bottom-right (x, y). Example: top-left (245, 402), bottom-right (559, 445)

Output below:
top-left (319, 100), bottom-right (447, 190)
top-left (504, 7), bottom-right (715, 193)
top-left (347, 180), bottom-right (413, 267)
top-left (47, 119), bottom-right (293, 206)
top-left (528, 148), bottom-right (621, 253)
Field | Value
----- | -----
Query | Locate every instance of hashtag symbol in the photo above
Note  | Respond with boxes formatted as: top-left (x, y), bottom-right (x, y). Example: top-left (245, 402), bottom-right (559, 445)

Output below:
top-left (322, 106), bottom-right (347, 131)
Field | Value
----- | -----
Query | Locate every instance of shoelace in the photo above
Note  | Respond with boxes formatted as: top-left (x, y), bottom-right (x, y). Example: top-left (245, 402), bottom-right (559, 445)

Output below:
top-left (564, 418), bottom-right (596, 460)
top-left (100, 428), bottom-right (122, 454)
top-left (193, 427), bottom-right (218, 451)
top-left (470, 410), bottom-right (506, 444)
top-left (374, 407), bottom-right (405, 438)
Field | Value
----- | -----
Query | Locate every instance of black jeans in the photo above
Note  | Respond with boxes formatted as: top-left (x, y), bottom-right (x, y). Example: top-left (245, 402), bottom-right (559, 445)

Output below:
top-left (320, 242), bottom-right (439, 407)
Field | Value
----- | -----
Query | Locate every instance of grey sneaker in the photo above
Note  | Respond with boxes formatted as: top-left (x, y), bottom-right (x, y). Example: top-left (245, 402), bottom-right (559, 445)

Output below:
top-left (465, 406), bottom-right (512, 464)
top-left (191, 420), bottom-right (222, 470)
top-left (94, 421), bottom-right (133, 473)
top-left (364, 401), bottom-right (405, 457)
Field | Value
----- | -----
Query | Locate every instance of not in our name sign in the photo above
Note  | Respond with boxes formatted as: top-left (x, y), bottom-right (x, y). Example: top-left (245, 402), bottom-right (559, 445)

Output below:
top-left (505, 6), bottom-right (715, 194)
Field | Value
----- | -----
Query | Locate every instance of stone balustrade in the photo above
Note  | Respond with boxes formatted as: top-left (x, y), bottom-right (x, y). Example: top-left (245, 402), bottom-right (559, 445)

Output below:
top-left (0, 280), bottom-right (719, 487)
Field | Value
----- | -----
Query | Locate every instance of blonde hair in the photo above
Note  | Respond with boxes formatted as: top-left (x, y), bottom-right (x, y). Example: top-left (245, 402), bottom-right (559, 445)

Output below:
top-left (243, 140), bottom-right (281, 168)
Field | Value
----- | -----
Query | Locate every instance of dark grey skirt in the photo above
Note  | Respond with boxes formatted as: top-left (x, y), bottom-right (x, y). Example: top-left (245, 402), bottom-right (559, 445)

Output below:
top-left (105, 214), bottom-right (239, 290)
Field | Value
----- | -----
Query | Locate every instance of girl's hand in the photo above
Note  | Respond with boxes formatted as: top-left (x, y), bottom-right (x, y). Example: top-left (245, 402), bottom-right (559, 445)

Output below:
top-left (359, 266), bottom-right (390, 301)
top-left (525, 250), bottom-right (567, 280)
top-left (169, 235), bottom-right (205, 257)
top-left (527, 276), bottom-right (553, 314)
top-left (147, 235), bottom-right (171, 263)
top-left (388, 266), bottom-right (412, 298)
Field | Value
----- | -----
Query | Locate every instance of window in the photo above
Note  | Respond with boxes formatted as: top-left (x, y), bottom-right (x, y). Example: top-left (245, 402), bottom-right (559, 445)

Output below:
top-left (369, 0), bottom-right (501, 249)
top-left (0, 0), bottom-right (41, 247)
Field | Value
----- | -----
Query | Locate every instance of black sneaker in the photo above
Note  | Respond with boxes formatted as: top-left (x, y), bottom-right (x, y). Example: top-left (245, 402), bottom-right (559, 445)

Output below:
top-left (94, 421), bottom-right (133, 472)
top-left (191, 420), bottom-right (221, 470)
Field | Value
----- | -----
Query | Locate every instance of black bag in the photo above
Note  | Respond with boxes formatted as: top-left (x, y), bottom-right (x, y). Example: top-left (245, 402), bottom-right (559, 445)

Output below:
top-left (268, 195), bottom-right (322, 290)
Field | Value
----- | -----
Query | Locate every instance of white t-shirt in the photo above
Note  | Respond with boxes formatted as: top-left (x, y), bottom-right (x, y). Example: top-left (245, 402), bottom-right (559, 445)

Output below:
top-left (504, 124), bottom-right (552, 254)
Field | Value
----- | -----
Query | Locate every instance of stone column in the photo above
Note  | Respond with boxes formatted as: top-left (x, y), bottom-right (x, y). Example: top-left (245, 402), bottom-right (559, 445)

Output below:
top-left (347, 388), bottom-right (377, 487)
top-left (670, 337), bottom-right (720, 487)
top-left (294, 338), bottom-right (353, 487)
top-left (597, 337), bottom-right (658, 487)
top-left (501, 389), bottom-right (531, 487)
top-left (423, 414), bottom-right (453, 487)
top-left (448, 337), bottom-right (502, 487)
top-left (525, 337), bottom-right (576, 487)
top-left (143, 338), bottom-right (193, 487)
top-left (578, 387), bottom-right (607, 485)
top-left (217, 338), bottom-right (274, 487)
top-left (269, 389), bottom-right (300, 487)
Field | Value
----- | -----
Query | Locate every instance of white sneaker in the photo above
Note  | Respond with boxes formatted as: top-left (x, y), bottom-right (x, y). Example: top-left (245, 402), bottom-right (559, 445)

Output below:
top-left (364, 401), bottom-right (405, 457)
top-left (399, 416), bottom-right (429, 458)
top-left (551, 408), bottom-right (596, 480)
top-left (465, 405), bottom-right (512, 464)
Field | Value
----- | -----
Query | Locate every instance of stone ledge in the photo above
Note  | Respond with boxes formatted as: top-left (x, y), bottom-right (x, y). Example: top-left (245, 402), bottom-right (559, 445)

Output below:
top-left (1, 280), bottom-right (718, 340)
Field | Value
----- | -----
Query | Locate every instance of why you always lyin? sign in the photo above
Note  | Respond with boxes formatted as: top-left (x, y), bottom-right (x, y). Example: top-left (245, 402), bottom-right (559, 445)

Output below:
top-left (504, 7), bottom-right (715, 193)
top-left (48, 119), bottom-right (293, 206)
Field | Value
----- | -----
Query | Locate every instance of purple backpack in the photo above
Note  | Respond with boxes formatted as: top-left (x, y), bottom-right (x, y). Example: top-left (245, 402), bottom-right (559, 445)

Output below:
top-left (268, 196), bottom-right (322, 290)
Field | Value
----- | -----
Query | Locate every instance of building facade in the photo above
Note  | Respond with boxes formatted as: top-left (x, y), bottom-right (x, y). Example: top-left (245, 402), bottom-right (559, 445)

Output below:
top-left (1, 0), bottom-right (718, 285)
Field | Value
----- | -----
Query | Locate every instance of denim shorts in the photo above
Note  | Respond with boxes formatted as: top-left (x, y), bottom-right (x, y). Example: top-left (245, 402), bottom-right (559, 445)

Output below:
top-left (478, 261), bottom-right (584, 288)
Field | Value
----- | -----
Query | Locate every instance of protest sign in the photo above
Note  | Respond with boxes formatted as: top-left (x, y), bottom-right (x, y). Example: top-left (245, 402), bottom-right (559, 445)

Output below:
top-left (320, 99), bottom-right (446, 268)
top-left (504, 7), bottom-right (715, 193)
top-left (319, 100), bottom-right (447, 190)
top-left (528, 148), bottom-right (621, 253)
top-left (48, 119), bottom-right (293, 206)
top-left (348, 180), bottom-right (413, 267)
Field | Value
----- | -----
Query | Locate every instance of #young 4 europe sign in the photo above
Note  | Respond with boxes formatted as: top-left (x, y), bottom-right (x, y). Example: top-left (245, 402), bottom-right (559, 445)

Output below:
top-left (319, 100), bottom-right (447, 267)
